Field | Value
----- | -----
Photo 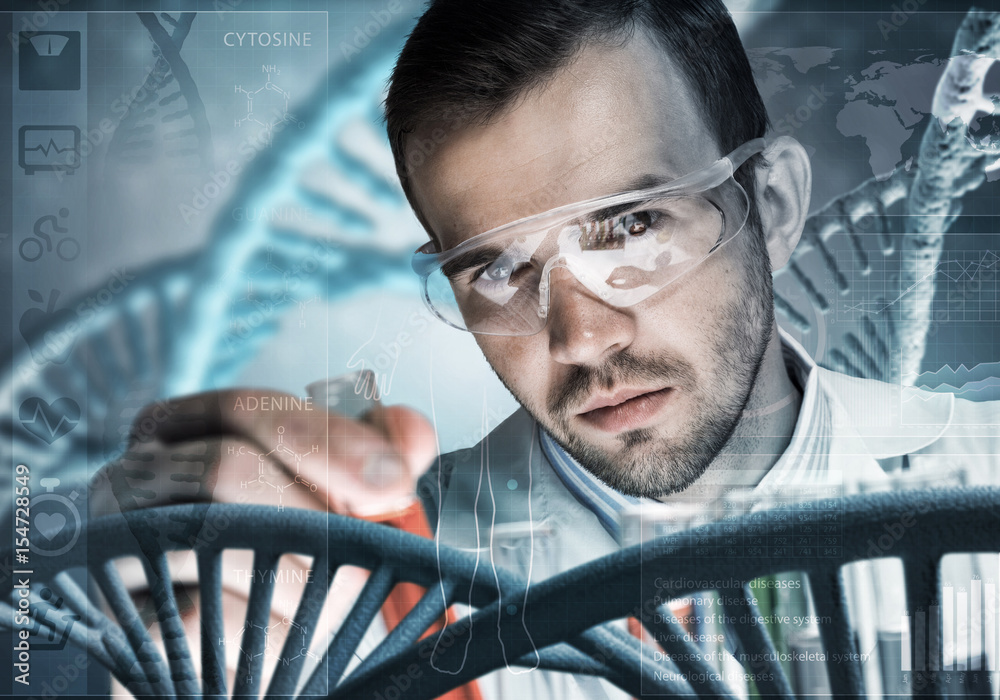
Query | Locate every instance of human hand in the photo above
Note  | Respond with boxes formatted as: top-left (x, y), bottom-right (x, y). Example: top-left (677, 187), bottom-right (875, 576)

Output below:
top-left (91, 386), bottom-right (436, 518)
top-left (89, 384), bottom-right (438, 693)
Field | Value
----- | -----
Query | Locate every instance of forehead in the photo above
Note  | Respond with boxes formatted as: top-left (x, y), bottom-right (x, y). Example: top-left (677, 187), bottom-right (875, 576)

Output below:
top-left (407, 30), bottom-right (722, 251)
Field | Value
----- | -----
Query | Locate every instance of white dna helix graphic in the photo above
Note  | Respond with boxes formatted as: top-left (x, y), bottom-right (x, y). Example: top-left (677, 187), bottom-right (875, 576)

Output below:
top-left (3, 8), bottom-right (1000, 498)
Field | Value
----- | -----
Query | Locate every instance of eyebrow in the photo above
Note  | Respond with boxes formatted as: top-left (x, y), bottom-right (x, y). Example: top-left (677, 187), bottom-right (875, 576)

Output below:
top-left (436, 173), bottom-right (676, 250)
top-left (617, 173), bottom-right (676, 192)
top-left (441, 245), bottom-right (506, 280)
top-left (574, 173), bottom-right (676, 224)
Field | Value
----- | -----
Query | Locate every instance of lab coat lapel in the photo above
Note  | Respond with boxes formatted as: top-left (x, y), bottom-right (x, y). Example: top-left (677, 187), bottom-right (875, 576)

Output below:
top-left (818, 367), bottom-right (954, 487)
top-left (434, 408), bottom-right (620, 581)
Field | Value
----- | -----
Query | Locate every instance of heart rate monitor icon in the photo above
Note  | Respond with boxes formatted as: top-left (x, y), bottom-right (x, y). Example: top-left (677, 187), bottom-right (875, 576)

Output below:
top-left (19, 396), bottom-right (81, 444)
top-left (18, 126), bottom-right (81, 175)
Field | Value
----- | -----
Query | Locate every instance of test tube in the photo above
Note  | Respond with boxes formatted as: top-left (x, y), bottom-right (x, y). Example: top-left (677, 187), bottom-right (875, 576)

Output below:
top-left (306, 369), bottom-right (379, 419)
top-left (306, 368), bottom-right (417, 513)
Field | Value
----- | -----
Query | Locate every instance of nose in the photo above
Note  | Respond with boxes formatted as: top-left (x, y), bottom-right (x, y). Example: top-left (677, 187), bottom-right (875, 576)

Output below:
top-left (545, 267), bottom-right (636, 366)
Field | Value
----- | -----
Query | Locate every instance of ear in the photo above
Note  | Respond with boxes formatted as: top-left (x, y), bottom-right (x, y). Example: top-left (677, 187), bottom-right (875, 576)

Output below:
top-left (755, 136), bottom-right (811, 271)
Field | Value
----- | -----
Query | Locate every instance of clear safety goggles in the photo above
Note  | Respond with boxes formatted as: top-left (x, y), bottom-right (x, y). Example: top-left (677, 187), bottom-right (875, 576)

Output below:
top-left (411, 138), bottom-right (766, 336)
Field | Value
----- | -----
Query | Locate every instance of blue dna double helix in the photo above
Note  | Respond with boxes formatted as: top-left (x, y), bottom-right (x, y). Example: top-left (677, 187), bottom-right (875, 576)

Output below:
top-left (772, 9), bottom-right (1000, 387)
top-left (2, 12), bottom-right (422, 493)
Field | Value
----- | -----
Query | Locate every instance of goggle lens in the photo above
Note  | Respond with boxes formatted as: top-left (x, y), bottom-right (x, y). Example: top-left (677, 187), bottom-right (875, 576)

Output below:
top-left (423, 182), bottom-right (745, 336)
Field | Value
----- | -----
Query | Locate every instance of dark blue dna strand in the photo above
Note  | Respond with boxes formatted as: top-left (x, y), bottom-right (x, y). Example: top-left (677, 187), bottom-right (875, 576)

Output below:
top-left (3, 490), bottom-right (999, 698)
top-left (0, 504), bottom-right (529, 698)
top-left (104, 12), bottom-right (214, 172)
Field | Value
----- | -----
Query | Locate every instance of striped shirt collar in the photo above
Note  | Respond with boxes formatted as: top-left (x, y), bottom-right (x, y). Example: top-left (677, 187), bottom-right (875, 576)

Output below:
top-left (538, 329), bottom-right (830, 542)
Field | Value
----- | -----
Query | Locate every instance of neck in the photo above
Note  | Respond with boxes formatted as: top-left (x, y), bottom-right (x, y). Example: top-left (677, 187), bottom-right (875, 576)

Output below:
top-left (657, 324), bottom-right (802, 505)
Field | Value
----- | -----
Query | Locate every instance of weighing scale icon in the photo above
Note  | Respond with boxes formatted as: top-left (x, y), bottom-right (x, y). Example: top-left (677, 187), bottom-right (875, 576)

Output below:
top-left (19, 31), bottom-right (81, 91)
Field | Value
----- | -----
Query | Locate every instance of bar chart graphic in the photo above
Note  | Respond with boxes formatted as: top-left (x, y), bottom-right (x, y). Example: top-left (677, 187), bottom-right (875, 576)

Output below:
top-left (901, 558), bottom-right (998, 675)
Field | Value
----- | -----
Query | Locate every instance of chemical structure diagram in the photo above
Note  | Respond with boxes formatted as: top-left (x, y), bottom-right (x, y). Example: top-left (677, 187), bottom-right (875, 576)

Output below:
top-left (234, 65), bottom-right (304, 144)
top-left (232, 426), bottom-right (319, 510)
top-left (220, 606), bottom-right (318, 681)
top-left (221, 244), bottom-right (320, 352)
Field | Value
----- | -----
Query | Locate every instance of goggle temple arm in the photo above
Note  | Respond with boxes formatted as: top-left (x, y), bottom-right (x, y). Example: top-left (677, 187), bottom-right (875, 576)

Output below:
top-left (728, 138), bottom-right (768, 172)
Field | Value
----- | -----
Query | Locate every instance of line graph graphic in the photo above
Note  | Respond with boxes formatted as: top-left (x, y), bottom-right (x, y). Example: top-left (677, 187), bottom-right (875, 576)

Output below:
top-left (911, 360), bottom-right (1000, 402)
top-left (841, 250), bottom-right (999, 318)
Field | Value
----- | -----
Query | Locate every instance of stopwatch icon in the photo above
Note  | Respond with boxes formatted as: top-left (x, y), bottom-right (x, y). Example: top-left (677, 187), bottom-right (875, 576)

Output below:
top-left (30, 477), bottom-right (82, 557)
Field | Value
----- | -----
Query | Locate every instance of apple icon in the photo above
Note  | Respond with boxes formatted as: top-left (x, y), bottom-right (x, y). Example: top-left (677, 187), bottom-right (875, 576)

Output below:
top-left (18, 289), bottom-right (78, 365)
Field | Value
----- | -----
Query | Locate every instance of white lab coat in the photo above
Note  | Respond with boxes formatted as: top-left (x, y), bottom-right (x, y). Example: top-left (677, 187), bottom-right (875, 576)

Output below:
top-left (418, 367), bottom-right (1000, 699)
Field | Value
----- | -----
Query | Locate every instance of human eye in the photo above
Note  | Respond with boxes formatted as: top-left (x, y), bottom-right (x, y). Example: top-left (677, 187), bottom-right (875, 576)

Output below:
top-left (471, 255), bottom-right (515, 283)
top-left (471, 255), bottom-right (536, 292)
top-left (616, 210), bottom-right (658, 236)
top-left (614, 198), bottom-right (697, 243)
top-left (442, 246), bottom-right (506, 282)
top-left (595, 209), bottom-right (667, 244)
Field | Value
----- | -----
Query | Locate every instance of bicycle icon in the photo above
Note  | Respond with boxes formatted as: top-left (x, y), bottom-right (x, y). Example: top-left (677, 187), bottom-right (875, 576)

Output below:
top-left (20, 208), bottom-right (79, 262)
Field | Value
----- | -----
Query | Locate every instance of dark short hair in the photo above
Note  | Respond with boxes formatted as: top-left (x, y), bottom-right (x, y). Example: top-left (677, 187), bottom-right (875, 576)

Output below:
top-left (385, 0), bottom-right (770, 242)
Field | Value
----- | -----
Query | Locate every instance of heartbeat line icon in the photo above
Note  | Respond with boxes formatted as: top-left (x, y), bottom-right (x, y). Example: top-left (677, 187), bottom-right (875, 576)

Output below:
top-left (844, 250), bottom-right (1000, 315)
top-left (22, 138), bottom-right (77, 156)
top-left (18, 126), bottom-right (81, 174)
top-left (18, 397), bottom-right (81, 444)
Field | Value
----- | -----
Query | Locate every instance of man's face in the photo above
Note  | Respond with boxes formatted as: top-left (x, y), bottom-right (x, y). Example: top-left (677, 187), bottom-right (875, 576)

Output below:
top-left (408, 31), bottom-right (776, 498)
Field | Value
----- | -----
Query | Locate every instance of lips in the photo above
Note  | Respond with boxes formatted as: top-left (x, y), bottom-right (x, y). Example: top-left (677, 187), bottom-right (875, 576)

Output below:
top-left (577, 387), bottom-right (674, 433)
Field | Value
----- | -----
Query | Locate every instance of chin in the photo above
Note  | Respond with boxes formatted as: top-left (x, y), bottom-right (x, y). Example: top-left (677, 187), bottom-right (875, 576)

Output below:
top-left (555, 428), bottom-right (707, 498)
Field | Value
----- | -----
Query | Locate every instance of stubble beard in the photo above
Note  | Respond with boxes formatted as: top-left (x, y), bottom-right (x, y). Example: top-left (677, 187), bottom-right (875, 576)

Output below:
top-left (499, 226), bottom-right (776, 499)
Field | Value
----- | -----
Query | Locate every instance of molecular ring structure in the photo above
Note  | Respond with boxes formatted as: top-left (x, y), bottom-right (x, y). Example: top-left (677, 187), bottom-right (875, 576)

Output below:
top-left (221, 244), bottom-right (320, 353)
top-left (232, 426), bottom-right (319, 509)
top-left (235, 65), bottom-right (304, 144)
top-left (221, 608), bottom-right (317, 689)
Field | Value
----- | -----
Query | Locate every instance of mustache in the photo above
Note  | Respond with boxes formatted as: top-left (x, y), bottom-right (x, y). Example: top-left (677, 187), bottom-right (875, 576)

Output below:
top-left (548, 348), bottom-right (697, 416)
